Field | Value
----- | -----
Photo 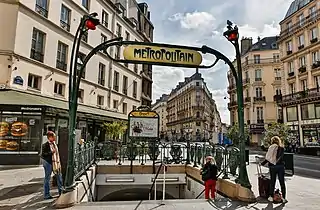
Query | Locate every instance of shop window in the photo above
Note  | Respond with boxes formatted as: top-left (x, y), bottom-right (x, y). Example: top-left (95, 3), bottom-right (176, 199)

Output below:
top-left (0, 112), bottom-right (42, 153)
top-left (301, 104), bottom-right (315, 120)
top-left (286, 106), bottom-right (298, 121)
top-left (315, 103), bottom-right (320, 118)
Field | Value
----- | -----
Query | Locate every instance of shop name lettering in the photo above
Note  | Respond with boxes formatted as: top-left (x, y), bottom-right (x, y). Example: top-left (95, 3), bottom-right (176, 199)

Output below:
top-left (133, 47), bottom-right (195, 63)
top-left (21, 107), bottom-right (42, 111)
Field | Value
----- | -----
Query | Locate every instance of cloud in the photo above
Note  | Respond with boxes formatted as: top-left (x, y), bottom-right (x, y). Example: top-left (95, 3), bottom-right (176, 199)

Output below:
top-left (139, 0), bottom-right (293, 124)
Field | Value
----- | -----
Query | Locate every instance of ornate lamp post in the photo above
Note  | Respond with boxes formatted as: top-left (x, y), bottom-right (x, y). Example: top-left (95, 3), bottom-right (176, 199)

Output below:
top-left (223, 20), bottom-right (251, 189)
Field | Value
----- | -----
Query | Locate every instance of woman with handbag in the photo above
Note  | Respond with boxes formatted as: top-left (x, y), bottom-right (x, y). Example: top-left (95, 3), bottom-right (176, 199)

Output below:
top-left (261, 136), bottom-right (288, 203)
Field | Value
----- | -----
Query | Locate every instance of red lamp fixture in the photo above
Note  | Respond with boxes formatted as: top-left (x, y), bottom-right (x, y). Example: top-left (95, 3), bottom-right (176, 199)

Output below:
top-left (85, 20), bottom-right (97, 30)
top-left (227, 32), bottom-right (238, 41)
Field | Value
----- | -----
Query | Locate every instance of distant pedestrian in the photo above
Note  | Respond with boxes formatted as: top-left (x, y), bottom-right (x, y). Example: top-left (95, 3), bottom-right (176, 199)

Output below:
top-left (40, 131), bottom-right (64, 199)
top-left (201, 156), bottom-right (218, 200)
top-left (261, 136), bottom-right (288, 203)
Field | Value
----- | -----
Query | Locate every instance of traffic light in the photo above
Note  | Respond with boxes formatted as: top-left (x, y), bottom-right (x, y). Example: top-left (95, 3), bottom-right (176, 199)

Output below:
top-left (85, 17), bottom-right (100, 30)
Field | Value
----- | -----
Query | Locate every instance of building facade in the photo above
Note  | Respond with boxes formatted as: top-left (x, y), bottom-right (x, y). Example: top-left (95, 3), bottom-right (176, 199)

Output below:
top-left (151, 94), bottom-right (169, 139)
top-left (0, 0), bottom-right (153, 164)
top-left (166, 69), bottom-right (222, 142)
top-left (277, 0), bottom-right (320, 147)
top-left (228, 36), bottom-right (282, 145)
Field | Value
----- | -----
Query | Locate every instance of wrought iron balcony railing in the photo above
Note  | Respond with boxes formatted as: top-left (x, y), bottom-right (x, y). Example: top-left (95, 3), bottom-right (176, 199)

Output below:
top-left (253, 96), bottom-right (266, 102)
top-left (277, 87), bottom-right (320, 104)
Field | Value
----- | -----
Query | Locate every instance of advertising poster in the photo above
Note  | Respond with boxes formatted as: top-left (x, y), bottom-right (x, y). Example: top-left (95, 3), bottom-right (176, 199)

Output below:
top-left (129, 117), bottom-right (158, 138)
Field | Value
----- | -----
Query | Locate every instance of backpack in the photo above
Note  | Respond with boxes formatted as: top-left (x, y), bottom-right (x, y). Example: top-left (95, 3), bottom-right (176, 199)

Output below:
top-left (201, 167), bottom-right (211, 181)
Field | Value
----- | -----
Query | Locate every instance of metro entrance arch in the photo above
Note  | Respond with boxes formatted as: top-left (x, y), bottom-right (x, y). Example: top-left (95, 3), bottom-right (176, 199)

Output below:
top-left (63, 13), bottom-right (251, 198)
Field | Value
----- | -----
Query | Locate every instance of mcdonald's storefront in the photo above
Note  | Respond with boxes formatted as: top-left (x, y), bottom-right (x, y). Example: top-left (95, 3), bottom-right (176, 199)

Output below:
top-left (0, 89), bottom-right (126, 165)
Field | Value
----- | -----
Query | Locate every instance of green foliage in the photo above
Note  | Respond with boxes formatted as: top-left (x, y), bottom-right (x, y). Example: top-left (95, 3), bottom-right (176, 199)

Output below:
top-left (226, 123), bottom-right (249, 145)
top-left (103, 121), bottom-right (127, 141)
top-left (262, 122), bottom-right (291, 146)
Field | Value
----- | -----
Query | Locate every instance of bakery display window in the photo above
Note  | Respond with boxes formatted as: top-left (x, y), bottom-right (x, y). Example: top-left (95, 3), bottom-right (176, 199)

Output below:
top-left (0, 113), bottom-right (41, 154)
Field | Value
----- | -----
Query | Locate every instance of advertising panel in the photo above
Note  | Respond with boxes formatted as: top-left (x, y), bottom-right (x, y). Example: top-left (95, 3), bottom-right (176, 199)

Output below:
top-left (129, 117), bottom-right (158, 138)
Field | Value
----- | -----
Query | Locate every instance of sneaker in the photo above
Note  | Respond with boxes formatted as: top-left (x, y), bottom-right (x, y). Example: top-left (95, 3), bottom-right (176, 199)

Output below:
top-left (268, 196), bottom-right (273, 202)
top-left (282, 198), bottom-right (288, 203)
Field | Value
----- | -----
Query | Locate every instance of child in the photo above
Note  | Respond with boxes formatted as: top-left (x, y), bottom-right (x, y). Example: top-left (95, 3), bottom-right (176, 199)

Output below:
top-left (201, 155), bottom-right (218, 200)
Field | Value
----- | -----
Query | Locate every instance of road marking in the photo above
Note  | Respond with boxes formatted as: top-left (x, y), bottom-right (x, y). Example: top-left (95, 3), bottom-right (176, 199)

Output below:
top-left (295, 155), bottom-right (320, 160)
top-left (294, 166), bottom-right (320, 174)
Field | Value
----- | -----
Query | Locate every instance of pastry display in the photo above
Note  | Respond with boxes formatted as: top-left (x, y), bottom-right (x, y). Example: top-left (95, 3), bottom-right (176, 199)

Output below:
top-left (11, 122), bottom-right (28, 137)
top-left (0, 140), bottom-right (8, 149)
top-left (0, 122), bottom-right (9, 137)
top-left (6, 141), bottom-right (19, 151)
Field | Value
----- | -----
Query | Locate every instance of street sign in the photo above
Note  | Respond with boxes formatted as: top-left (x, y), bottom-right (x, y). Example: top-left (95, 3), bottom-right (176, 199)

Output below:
top-left (123, 44), bottom-right (203, 66)
top-left (128, 109), bottom-right (159, 139)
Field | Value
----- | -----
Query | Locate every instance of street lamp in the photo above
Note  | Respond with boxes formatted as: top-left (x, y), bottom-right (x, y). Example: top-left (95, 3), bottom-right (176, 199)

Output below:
top-left (223, 20), bottom-right (251, 189)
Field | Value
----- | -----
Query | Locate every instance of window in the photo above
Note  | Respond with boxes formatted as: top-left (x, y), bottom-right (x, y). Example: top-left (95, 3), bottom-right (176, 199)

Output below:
top-left (255, 69), bottom-right (262, 81)
top-left (310, 27), bottom-right (318, 40)
top-left (76, 52), bottom-right (86, 78)
top-left (54, 82), bottom-right (65, 96)
top-left (134, 64), bottom-right (138, 73)
top-left (246, 89), bottom-right (249, 97)
top-left (287, 106), bottom-right (297, 121)
top-left (132, 105), bottom-right (137, 111)
top-left (113, 100), bottom-right (118, 109)
top-left (113, 71), bottom-right (119, 91)
top-left (298, 34), bottom-right (304, 47)
top-left (116, 23), bottom-right (122, 37)
top-left (101, 34), bottom-right (107, 43)
top-left (97, 95), bottom-right (104, 106)
top-left (78, 89), bottom-right (84, 103)
top-left (310, 6), bottom-right (317, 18)
top-left (27, 74), bottom-right (42, 90)
top-left (299, 56), bottom-right (306, 67)
top-left (273, 53), bottom-right (280, 62)
top-left (245, 71), bottom-right (249, 79)
top-left (301, 104), bottom-right (315, 120)
top-left (315, 103), bottom-right (320, 118)
top-left (98, 63), bottom-right (105, 86)
top-left (31, 28), bottom-right (45, 62)
top-left (196, 112), bottom-right (200, 118)
top-left (133, 81), bottom-right (137, 98)
top-left (115, 46), bottom-right (121, 59)
top-left (82, 0), bottom-right (89, 10)
top-left (101, 10), bottom-right (108, 28)
top-left (312, 51), bottom-right (319, 63)
top-left (60, 4), bottom-right (71, 31)
top-left (56, 42), bottom-right (68, 71)
top-left (274, 68), bottom-right (281, 79)
top-left (256, 107), bottom-right (263, 120)
top-left (288, 61), bottom-right (294, 73)
top-left (275, 88), bottom-right (281, 95)
top-left (122, 76), bottom-right (128, 95)
top-left (301, 79), bottom-right (307, 91)
top-left (122, 103), bottom-right (127, 114)
top-left (35, 0), bottom-right (48, 18)
top-left (255, 87), bottom-right (262, 97)
top-left (287, 21), bottom-right (292, 32)
top-left (196, 82), bottom-right (200, 86)
top-left (253, 55), bottom-right (260, 64)
top-left (289, 83), bottom-right (295, 93)
top-left (286, 41), bottom-right (292, 51)
top-left (82, 31), bottom-right (88, 43)
top-left (125, 31), bottom-right (130, 41)
top-left (298, 14), bottom-right (304, 26)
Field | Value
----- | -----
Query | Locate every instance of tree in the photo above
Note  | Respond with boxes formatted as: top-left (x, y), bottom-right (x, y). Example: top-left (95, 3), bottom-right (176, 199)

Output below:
top-left (262, 122), bottom-right (291, 147)
top-left (103, 121), bottom-right (127, 141)
top-left (226, 123), bottom-right (249, 146)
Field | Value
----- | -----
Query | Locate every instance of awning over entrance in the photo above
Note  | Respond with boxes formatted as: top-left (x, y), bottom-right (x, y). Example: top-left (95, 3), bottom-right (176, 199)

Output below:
top-left (0, 90), bottom-right (127, 120)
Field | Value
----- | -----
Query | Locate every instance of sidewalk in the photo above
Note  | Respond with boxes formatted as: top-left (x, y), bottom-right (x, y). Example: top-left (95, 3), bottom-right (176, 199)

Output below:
top-left (0, 166), bottom-right (57, 210)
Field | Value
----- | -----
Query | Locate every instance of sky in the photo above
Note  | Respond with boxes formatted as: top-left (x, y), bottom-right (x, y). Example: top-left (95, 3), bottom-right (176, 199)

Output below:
top-left (138, 0), bottom-right (294, 124)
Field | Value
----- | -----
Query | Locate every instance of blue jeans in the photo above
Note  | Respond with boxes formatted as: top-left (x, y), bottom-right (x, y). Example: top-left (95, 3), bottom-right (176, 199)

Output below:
top-left (43, 160), bottom-right (63, 198)
top-left (269, 164), bottom-right (286, 199)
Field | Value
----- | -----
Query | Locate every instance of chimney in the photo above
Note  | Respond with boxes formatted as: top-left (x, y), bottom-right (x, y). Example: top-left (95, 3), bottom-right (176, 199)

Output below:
top-left (240, 37), bottom-right (253, 54)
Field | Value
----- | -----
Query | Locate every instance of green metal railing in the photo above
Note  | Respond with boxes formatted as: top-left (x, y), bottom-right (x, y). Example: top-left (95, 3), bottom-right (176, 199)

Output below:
top-left (97, 142), bottom-right (241, 179)
top-left (74, 141), bottom-right (95, 180)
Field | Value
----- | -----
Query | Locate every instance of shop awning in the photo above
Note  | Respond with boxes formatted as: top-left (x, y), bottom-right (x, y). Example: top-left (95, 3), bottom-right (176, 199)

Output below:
top-left (0, 90), bottom-right (127, 120)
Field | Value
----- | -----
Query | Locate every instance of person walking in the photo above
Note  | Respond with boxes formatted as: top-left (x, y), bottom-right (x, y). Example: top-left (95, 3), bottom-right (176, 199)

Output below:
top-left (261, 136), bottom-right (288, 203)
top-left (201, 156), bottom-right (218, 200)
top-left (40, 131), bottom-right (64, 199)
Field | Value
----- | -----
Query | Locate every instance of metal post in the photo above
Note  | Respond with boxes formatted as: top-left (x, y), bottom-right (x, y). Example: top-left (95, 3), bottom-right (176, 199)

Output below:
top-left (162, 164), bottom-right (166, 201)
top-left (154, 177), bottom-right (157, 200)
top-left (186, 132), bottom-right (191, 165)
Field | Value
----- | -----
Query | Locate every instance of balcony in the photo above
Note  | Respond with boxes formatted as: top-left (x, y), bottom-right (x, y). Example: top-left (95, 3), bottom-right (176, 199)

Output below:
top-left (298, 45), bottom-right (305, 50)
top-left (288, 71), bottom-right (295, 77)
top-left (257, 119), bottom-right (264, 124)
top-left (310, 37), bottom-right (318, 44)
top-left (275, 77), bottom-right (281, 81)
top-left (227, 101), bottom-right (237, 109)
top-left (60, 20), bottom-right (70, 32)
top-left (242, 58), bottom-right (280, 68)
top-left (245, 97), bottom-right (251, 103)
top-left (35, 4), bottom-right (48, 18)
top-left (287, 50), bottom-right (292, 55)
top-left (243, 78), bottom-right (250, 84)
top-left (56, 60), bottom-right (67, 71)
top-left (253, 96), bottom-right (266, 102)
top-left (276, 87), bottom-right (320, 106)
top-left (273, 94), bottom-right (282, 102)
top-left (298, 66), bottom-right (307, 74)
top-left (311, 61), bottom-right (320, 70)
top-left (280, 8), bottom-right (320, 41)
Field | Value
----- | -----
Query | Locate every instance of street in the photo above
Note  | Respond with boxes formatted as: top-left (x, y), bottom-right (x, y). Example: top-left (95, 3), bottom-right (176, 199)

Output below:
top-left (250, 150), bottom-right (320, 179)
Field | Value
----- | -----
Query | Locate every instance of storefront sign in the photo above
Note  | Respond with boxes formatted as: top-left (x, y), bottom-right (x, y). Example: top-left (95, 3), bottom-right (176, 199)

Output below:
top-left (13, 76), bottom-right (24, 85)
top-left (21, 107), bottom-right (42, 111)
top-left (123, 45), bottom-right (203, 66)
top-left (130, 111), bottom-right (157, 117)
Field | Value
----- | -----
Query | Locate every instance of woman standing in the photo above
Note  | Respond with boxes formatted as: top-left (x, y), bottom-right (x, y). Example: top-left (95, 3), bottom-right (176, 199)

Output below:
top-left (201, 156), bottom-right (218, 200)
top-left (261, 136), bottom-right (288, 203)
top-left (40, 131), bottom-right (64, 199)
